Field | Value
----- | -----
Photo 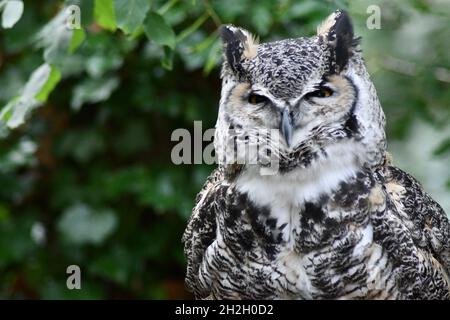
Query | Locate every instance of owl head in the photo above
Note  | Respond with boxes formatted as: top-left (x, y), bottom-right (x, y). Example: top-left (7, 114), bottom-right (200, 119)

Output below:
top-left (215, 10), bottom-right (386, 177)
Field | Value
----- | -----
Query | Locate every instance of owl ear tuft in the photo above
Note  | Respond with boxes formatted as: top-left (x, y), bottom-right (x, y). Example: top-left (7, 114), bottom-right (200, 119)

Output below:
top-left (317, 10), bottom-right (359, 73)
top-left (219, 25), bottom-right (259, 76)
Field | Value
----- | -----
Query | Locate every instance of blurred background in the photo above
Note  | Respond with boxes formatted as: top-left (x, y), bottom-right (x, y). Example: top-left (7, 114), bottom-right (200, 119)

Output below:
top-left (0, 0), bottom-right (448, 299)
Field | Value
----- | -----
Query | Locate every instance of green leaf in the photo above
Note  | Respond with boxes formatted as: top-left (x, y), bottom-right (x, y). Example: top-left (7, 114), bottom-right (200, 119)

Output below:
top-left (203, 39), bottom-right (221, 75)
top-left (68, 28), bottom-right (86, 53)
top-left (71, 76), bottom-right (119, 110)
top-left (35, 8), bottom-right (73, 64)
top-left (114, 0), bottom-right (150, 35)
top-left (70, 77), bottom-right (119, 110)
top-left (0, 63), bottom-right (55, 129)
top-left (22, 63), bottom-right (53, 99)
top-left (0, 97), bottom-right (17, 124)
top-left (1, 0), bottom-right (23, 29)
top-left (161, 46), bottom-right (174, 70)
top-left (143, 11), bottom-right (176, 49)
top-left (85, 53), bottom-right (124, 78)
top-left (433, 137), bottom-right (450, 156)
top-left (176, 11), bottom-right (208, 43)
top-left (94, 0), bottom-right (116, 31)
top-left (35, 65), bottom-right (61, 102)
top-left (57, 203), bottom-right (118, 245)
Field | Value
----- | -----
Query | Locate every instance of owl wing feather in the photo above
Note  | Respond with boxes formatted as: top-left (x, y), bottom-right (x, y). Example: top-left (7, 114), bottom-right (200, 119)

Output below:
top-left (382, 165), bottom-right (450, 295)
top-left (182, 168), bottom-right (224, 298)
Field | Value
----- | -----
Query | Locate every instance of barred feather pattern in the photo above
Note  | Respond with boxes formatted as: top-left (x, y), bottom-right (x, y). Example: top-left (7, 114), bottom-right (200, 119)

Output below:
top-left (182, 165), bottom-right (450, 299)
top-left (183, 10), bottom-right (450, 300)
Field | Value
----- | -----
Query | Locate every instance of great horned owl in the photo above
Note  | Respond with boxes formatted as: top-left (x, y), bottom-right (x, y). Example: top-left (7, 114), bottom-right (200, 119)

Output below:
top-left (182, 10), bottom-right (450, 299)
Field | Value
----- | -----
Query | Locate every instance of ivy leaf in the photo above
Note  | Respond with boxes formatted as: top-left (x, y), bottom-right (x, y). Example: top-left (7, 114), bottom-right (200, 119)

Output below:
top-left (0, 63), bottom-right (60, 129)
top-left (21, 64), bottom-right (58, 100)
top-left (57, 203), bottom-right (118, 245)
top-left (114, 0), bottom-right (150, 35)
top-left (35, 7), bottom-right (73, 64)
top-left (68, 28), bottom-right (86, 54)
top-left (94, 0), bottom-right (116, 31)
top-left (35, 66), bottom-right (61, 102)
top-left (0, 98), bottom-right (32, 129)
top-left (71, 76), bottom-right (119, 110)
top-left (1, 0), bottom-right (24, 29)
top-left (143, 11), bottom-right (176, 49)
top-left (203, 38), bottom-right (221, 75)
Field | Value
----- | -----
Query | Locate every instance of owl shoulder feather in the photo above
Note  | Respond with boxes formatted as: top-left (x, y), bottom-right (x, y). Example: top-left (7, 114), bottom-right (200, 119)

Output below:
top-left (383, 165), bottom-right (450, 273)
top-left (182, 168), bottom-right (225, 297)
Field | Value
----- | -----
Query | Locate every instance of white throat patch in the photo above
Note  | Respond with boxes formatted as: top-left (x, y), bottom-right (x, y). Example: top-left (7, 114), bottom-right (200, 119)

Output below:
top-left (235, 140), bottom-right (364, 241)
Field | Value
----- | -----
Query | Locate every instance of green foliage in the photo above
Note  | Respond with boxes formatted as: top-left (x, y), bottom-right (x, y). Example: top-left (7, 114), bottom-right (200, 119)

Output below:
top-left (0, 0), bottom-right (448, 299)
top-left (94, 0), bottom-right (116, 31)
top-left (144, 12), bottom-right (176, 49)
top-left (0, 0), bottom-right (24, 29)
top-left (0, 63), bottom-right (61, 129)
top-left (114, 0), bottom-right (150, 35)
top-left (57, 203), bottom-right (118, 245)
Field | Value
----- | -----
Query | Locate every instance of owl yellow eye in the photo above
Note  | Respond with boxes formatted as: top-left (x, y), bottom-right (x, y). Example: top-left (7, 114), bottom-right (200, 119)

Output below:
top-left (248, 93), bottom-right (268, 104)
top-left (307, 86), bottom-right (333, 99)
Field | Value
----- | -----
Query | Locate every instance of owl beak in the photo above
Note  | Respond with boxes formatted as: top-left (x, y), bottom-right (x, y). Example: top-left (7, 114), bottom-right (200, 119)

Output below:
top-left (280, 108), bottom-right (293, 147)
